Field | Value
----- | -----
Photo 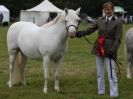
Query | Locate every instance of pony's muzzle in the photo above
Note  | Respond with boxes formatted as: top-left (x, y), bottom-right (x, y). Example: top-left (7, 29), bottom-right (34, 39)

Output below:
top-left (68, 31), bottom-right (76, 38)
top-left (67, 26), bottom-right (77, 38)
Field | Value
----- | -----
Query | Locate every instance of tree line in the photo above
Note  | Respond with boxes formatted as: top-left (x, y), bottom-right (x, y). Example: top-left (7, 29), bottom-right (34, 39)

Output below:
top-left (1, 0), bottom-right (133, 18)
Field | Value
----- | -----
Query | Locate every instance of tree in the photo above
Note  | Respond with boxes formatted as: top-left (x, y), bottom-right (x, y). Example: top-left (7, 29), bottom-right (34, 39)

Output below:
top-left (1, 0), bottom-right (133, 18)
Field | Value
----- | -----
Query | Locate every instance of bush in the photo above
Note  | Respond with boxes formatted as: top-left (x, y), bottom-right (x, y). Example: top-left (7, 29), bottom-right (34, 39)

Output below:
top-left (2, 22), bottom-right (9, 26)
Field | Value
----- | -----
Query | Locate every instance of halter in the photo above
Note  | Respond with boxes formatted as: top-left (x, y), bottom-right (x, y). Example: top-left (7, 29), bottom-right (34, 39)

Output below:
top-left (65, 21), bottom-right (80, 33)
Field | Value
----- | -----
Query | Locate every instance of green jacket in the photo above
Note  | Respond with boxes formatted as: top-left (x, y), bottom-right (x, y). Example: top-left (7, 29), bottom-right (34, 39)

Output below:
top-left (78, 16), bottom-right (123, 58)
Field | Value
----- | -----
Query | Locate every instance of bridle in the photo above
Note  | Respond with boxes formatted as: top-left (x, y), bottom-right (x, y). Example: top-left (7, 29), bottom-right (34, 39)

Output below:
top-left (65, 20), bottom-right (80, 33)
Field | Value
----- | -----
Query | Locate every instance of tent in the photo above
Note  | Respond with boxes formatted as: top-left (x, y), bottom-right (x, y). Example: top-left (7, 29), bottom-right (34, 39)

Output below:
top-left (114, 6), bottom-right (127, 13)
top-left (20, 0), bottom-right (62, 26)
top-left (114, 6), bottom-right (127, 18)
top-left (0, 5), bottom-right (10, 23)
top-left (102, 6), bottom-right (127, 18)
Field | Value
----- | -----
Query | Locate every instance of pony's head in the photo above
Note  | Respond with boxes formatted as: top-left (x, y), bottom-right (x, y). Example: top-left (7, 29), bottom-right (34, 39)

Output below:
top-left (64, 8), bottom-right (81, 38)
top-left (51, 8), bottom-right (81, 38)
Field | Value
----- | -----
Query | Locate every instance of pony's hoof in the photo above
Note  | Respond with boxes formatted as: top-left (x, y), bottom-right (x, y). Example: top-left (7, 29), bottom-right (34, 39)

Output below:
top-left (127, 75), bottom-right (132, 79)
top-left (9, 84), bottom-right (12, 87)
top-left (8, 83), bottom-right (12, 87)
top-left (55, 86), bottom-right (60, 92)
top-left (43, 88), bottom-right (47, 94)
top-left (7, 81), bottom-right (12, 87)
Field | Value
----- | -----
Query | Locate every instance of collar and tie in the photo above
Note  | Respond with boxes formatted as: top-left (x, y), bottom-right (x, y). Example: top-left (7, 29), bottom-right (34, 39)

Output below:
top-left (107, 18), bottom-right (109, 22)
top-left (106, 15), bottom-right (113, 22)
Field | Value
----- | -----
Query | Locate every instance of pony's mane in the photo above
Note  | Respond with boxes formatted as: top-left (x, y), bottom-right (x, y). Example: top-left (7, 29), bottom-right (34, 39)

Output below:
top-left (41, 9), bottom-right (79, 28)
top-left (41, 11), bottom-right (66, 28)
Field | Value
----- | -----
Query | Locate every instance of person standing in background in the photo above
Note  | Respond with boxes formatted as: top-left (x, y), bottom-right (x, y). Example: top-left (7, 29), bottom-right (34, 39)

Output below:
top-left (0, 13), bottom-right (3, 23)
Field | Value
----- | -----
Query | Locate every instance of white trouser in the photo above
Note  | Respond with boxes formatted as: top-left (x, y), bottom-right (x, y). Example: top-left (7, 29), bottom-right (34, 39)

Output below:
top-left (96, 55), bottom-right (118, 97)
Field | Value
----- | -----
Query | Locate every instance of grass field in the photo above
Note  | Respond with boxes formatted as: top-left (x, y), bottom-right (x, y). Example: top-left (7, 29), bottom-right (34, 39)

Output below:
top-left (0, 23), bottom-right (133, 99)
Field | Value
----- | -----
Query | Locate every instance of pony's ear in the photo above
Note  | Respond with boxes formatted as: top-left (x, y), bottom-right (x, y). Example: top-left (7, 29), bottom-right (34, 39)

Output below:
top-left (75, 7), bottom-right (81, 15)
top-left (64, 8), bottom-right (68, 15)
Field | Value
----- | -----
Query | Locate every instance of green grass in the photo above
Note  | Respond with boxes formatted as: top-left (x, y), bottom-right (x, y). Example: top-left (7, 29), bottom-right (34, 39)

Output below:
top-left (0, 23), bottom-right (133, 99)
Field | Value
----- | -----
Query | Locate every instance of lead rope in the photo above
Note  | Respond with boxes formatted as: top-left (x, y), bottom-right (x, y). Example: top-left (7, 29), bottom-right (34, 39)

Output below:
top-left (109, 58), bottom-right (121, 83)
top-left (83, 36), bottom-right (121, 83)
top-left (83, 36), bottom-right (95, 47)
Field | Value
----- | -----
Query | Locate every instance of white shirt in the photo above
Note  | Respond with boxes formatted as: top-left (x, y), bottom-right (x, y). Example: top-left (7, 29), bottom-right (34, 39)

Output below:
top-left (106, 15), bottom-right (113, 22)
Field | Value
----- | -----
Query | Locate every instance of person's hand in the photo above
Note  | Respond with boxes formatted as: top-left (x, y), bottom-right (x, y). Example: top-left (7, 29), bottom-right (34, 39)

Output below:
top-left (107, 49), bottom-right (115, 59)
top-left (76, 31), bottom-right (82, 38)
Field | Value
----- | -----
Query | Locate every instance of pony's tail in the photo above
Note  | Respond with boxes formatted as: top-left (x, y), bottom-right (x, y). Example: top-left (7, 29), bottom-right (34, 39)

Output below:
top-left (12, 52), bottom-right (23, 85)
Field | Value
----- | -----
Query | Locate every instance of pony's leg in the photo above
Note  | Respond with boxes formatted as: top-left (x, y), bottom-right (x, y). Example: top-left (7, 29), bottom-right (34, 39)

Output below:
top-left (20, 52), bottom-right (28, 85)
top-left (43, 56), bottom-right (50, 94)
top-left (8, 52), bottom-right (17, 87)
top-left (126, 50), bottom-right (133, 79)
top-left (127, 61), bottom-right (132, 79)
top-left (54, 58), bottom-right (62, 92)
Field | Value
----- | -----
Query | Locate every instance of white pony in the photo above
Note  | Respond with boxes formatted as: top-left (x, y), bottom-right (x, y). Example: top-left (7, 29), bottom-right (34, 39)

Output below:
top-left (125, 28), bottom-right (133, 79)
top-left (7, 8), bottom-right (81, 93)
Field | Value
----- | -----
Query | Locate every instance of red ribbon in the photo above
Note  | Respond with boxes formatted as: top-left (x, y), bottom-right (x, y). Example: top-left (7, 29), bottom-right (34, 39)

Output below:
top-left (97, 35), bottom-right (105, 56)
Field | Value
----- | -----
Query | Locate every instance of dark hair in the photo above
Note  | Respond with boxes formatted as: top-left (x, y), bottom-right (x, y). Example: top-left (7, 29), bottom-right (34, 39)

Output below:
top-left (103, 1), bottom-right (114, 9)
